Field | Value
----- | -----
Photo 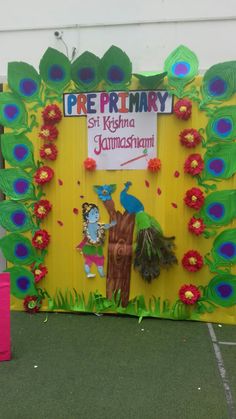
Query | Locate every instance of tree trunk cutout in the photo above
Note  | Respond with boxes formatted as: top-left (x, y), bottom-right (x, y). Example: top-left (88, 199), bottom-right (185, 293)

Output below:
top-left (103, 199), bottom-right (135, 307)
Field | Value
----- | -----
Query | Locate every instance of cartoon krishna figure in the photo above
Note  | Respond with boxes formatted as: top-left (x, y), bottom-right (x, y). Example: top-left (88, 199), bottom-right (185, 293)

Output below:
top-left (76, 202), bottom-right (116, 278)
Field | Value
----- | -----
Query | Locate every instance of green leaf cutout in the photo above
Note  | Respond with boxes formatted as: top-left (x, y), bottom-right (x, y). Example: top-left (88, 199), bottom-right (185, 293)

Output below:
top-left (8, 61), bottom-right (41, 102)
top-left (164, 45), bottom-right (199, 93)
top-left (206, 106), bottom-right (236, 143)
top-left (202, 61), bottom-right (236, 103)
top-left (0, 201), bottom-right (33, 232)
top-left (0, 233), bottom-right (36, 265)
top-left (6, 266), bottom-right (37, 299)
top-left (100, 45), bottom-right (132, 90)
top-left (133, 72), bottom-right (167, 89)
top-left (0, 168), bottom-right (35, 200)
top-left (1, 133), bottom-right (35, 169)
top-left (71, 51), bottom-right (101, 91)
top-left (39, 47), bottom-right (71, 93)
top-left (0, 92), bottom-right (28, 130)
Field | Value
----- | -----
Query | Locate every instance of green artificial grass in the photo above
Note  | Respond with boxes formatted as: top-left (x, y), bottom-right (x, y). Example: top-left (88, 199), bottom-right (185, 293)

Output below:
top-left (0, 313), bottom-right (234, 419)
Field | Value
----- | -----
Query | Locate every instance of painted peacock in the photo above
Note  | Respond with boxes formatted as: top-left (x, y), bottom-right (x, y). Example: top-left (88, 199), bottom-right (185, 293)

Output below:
top-left (120, 181), bottom-right (177, 282)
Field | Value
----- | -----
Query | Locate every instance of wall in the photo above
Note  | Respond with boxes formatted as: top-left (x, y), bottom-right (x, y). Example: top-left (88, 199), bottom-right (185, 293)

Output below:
top-left (0, 0), bottom-right (236, 79)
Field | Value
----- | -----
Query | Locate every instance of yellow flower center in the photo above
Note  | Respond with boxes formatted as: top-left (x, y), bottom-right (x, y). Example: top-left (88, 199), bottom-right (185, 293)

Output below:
top-left (38, 206), bottom-right (46, 215)
top-left (35, 269), bottom-right (42, 275)
top-left (48, 110), bottom-right (56, 117)
top-left (193, 221), bottom-right (201, 228)
top-left (41, 129), bottom-right (50, 137)
top-left (190, 160), bottom-right (198, 168)
top-left (185, 134), bottom-right (194, 142)
top-left (45, 148), bottom-right (52, 155)
top-left (36, 236), bottom-right (43, 244)
top-left (189, 257), bottom-right (197, 265)
top-left (180, 105), bottom-right (187, 112)
top-left (184, 290), bottom-right (194, 299)
top-left (39, 171), bottom-right (48, 180)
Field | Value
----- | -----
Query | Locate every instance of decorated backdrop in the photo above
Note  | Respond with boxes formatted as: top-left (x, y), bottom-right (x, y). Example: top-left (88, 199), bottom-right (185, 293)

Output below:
top-left (0, 45), bottom-right (235, 323)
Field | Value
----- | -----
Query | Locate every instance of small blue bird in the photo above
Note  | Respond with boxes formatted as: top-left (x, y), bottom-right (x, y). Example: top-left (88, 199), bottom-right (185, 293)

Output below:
top-left (120, 181), bottom-right (144, 214)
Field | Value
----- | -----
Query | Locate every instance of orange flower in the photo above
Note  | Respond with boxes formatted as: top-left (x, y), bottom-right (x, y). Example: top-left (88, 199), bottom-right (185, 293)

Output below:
top-left (84, 157), bottom-right (96, 171)
top-left (147, 158), bottom-right (161, 172)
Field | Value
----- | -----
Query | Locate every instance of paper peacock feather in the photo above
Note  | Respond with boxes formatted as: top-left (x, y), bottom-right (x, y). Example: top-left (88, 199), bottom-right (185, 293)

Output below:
top-left (202, 61), bottom-right (236, 103)
top-left (120, 182), bottom-right (177, 282)
top-left (202, 143), bottom-right (236, 181)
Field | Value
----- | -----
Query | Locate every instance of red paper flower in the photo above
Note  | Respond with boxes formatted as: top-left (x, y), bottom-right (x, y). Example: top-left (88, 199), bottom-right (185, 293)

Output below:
top-left (147, 158), bottom-right (161, 172)
top-left (179, 128), bottom-right (202, 148)
top-left (182, 250), bottom-right (203, 272)
top-left (23, 295), bottom-right (42, 314)
top-left (84, 157), bottom-right (96, 171)
top-left (40, 143), bottom-right (58, 161)
top-left (34, 166), bottom-right (54, 185)
top-left (188, 217), bottom-right (206, 236)
top-left (179, 284), bottom-right (201, 305)
top-left (184, 187), bottom-right (205, 210)
top-left (32, 229), bottom-right (50, 249)
top-left (174, 99), bottom-right (192, 120)
top-left (184, 154), bottom-right (204, 176)
top-left (34, 199), bottom-right (52, 220)
top-left (42, 104), bottom-right (62, 125)
top-left (39, 124), bottom-right (58, 141)
top-left (31, 264), bottom-right (48, 283)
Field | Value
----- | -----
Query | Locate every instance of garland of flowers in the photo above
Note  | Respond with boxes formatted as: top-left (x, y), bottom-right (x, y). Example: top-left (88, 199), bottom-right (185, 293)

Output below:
top-left (22, 104), bottom-right (62, 313)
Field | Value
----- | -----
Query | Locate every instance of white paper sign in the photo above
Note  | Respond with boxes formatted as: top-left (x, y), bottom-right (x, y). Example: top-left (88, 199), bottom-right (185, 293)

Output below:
top-left (87, 112), bottom-right (157, 170)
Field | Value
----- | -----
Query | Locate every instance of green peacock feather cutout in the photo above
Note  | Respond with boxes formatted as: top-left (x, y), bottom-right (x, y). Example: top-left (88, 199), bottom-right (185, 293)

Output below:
top-left (8, 61), bottom-right (41, 102)
top-left (100, 45), bottom-right (132, 90)
top-left (202, 61), bottom-right (236, 103)
top-left (1, 133), bottom-right (35, 169)
top-left (164, 45), bottom-right (199, 96)
top-left (206, 105), bottom-right (236, 143)
top-left (6, 266), bottom-right (37, 299)
top-left (71, 51), bottom-right (101, 91)
top-left (39, 47), bottom-right (71, 93)
top-left (206, 273), bottom-right (236, 307)
top-left (0, 233), bottom-right (36, 265)
top-left (0, 201), bottom-right (34, 233)
top-left (0, 92), bottom-right (28, 130)
top-left (198, 190), bottom-right (236, 227)
top-left (201, 143), bottom-right (236, 181)
top-left (0, 168), bottom-right (35, 201)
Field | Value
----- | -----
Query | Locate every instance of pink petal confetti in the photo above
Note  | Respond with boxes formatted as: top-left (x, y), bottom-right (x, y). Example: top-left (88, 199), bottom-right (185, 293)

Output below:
top-left (58, 179), bottom-right (63, 186)
top-left (171, 202), bottom-right (178, 208)
top-left (157, 188), bottom-right (162, 195)
top-left (57, 220), bottom-right (64, 226)
top-left (73, 208), bottom-right (79, 215)
top-left (145, 180), bottom-right (150, 188)
top-left (174, 171), bottom-right (180, 178)
top-left (80, 195), bottom-right (84, 199)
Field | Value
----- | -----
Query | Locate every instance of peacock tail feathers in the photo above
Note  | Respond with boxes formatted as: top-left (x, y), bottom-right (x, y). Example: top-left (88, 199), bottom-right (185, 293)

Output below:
top-left (134, 212), bottom-right (177, 282)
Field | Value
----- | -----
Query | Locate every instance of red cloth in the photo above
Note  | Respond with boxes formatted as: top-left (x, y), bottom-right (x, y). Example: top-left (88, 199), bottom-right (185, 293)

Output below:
top-left (0, 273), bottom-right (11, 361)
